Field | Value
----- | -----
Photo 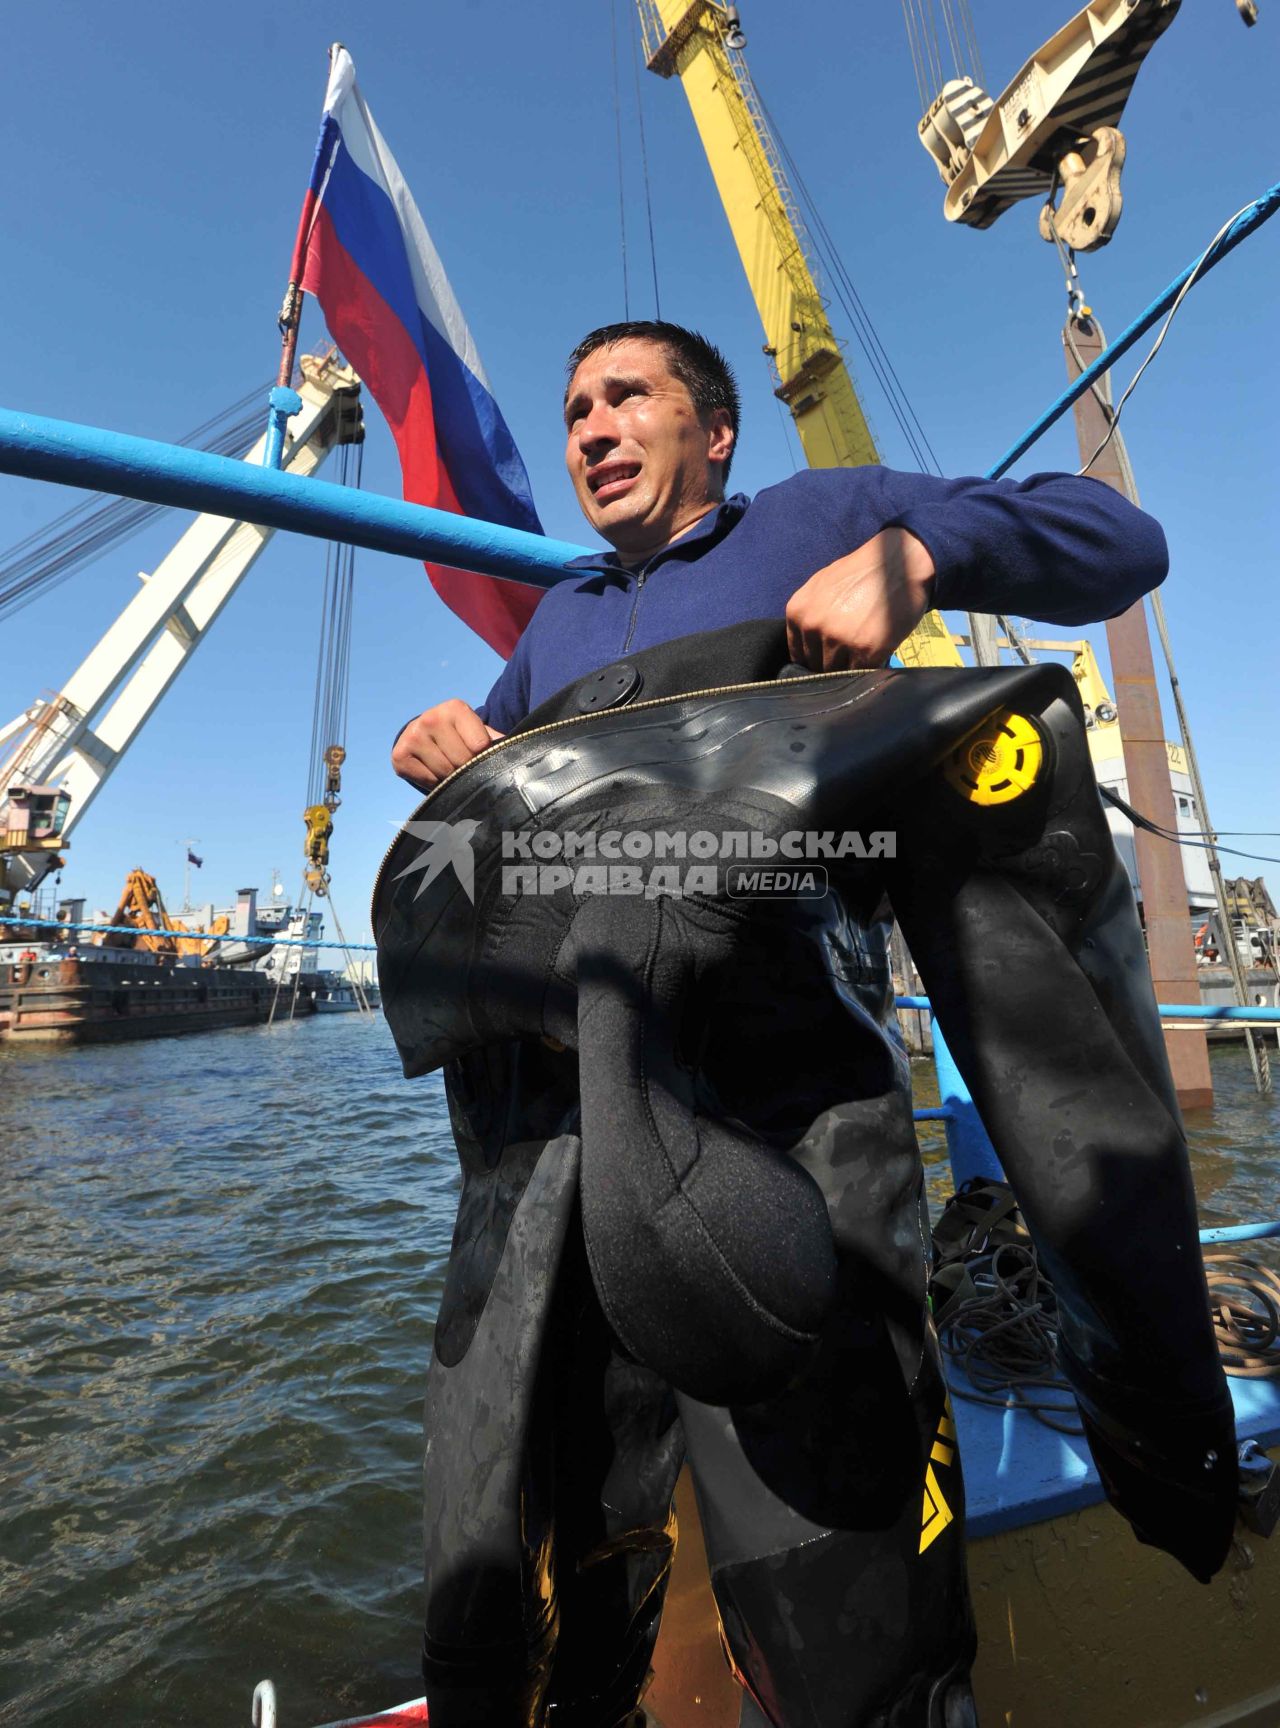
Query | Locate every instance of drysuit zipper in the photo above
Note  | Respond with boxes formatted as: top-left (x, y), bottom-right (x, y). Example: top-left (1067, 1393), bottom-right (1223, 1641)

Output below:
top-left (621, 570), bottom-right (647, 653)
top-left (371, 666), bottom-right (872, 922)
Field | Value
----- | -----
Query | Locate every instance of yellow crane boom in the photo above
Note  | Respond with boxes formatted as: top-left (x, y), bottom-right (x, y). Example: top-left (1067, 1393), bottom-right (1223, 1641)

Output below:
top-left (638, 0), bottom-right (874, 471)
top-left (636, 0), bottom-right (962, 667)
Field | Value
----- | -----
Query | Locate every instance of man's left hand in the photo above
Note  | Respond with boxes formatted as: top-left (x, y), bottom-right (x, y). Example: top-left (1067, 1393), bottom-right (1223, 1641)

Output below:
top-left (785, 526), bottom-right (936, 671)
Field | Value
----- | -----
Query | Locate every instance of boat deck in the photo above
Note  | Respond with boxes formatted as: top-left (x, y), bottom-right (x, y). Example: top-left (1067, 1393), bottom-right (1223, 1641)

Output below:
top-left (956, 1365), bottom-right (1280, 1536)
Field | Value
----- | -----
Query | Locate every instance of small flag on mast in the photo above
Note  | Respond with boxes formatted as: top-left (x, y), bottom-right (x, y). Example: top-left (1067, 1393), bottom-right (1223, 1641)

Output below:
top-left (187, 850), bottom-right (203, 869)
top-left (290, 45), bottom-right (544, 659)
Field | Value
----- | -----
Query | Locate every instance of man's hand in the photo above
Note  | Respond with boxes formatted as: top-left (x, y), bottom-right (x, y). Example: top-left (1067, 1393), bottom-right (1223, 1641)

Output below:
top-left (391, 698), bottom-right (504, 792)
top-left (785, 526), bottom-right (937, 671)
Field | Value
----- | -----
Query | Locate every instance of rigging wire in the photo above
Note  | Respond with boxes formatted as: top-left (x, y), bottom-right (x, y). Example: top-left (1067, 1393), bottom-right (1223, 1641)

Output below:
top-left (910, 0), bottom-right (945, 102)
top-left (746, 72), bottom-right (942, 474)
top-left (0, 386), bottom-right (270, 621)
top-left (610, 0), bottom-right (631, 319)
top-left (629, 20), bottom-right (662, 319)
top-left (773, 393), bottom-right (802, 475)
top-left (1076, 202), bottom-right (1256, 479)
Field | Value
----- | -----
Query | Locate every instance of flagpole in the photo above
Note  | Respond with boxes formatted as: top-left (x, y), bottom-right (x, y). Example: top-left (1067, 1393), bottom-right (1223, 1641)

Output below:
top-left (182, 839), bottom-right (196, 912)
top-left (264, 284), bottom-right (305, 471)
top-left (264, 49), bottom-right (339, 470)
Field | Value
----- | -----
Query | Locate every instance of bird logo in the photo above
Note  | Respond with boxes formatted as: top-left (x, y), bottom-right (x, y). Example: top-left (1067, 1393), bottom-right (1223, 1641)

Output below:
top-left (393, 819), bottom-right (481, 903)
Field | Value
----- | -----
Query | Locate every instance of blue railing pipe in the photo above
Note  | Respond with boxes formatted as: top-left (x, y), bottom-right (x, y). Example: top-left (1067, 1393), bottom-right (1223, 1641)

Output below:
top-left (927, 1015), bottom-right (1005, 1186)
top-left (0, 407), bottom-right (593, 587)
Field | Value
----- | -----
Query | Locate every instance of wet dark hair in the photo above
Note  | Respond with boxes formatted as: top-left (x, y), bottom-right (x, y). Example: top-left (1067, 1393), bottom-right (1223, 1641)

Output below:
top-left (564, 320), bottom-right (740, 481)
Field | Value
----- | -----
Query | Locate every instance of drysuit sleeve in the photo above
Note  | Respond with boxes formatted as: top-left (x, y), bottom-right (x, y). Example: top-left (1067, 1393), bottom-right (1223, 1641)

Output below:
top-left (881, 468), bottom-right (1168, 626)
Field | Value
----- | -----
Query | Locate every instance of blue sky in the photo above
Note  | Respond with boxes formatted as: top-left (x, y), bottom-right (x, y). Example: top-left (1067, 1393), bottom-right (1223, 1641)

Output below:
top-left (1, 0), bottom-right (1276, 948)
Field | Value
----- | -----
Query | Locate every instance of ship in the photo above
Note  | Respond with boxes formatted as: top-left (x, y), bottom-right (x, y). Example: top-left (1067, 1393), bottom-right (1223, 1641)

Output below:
top-left (0, 879), bottom-right (325, 1044)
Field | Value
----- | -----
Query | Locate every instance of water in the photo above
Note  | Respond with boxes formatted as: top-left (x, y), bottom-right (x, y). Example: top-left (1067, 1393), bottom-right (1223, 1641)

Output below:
top-left (1, 1022), bottom-right (1276, 1728)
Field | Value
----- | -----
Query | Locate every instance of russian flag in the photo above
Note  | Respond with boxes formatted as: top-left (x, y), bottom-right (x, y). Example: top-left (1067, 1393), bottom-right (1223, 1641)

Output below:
top-left (291, 45), bottom-right (543, 658)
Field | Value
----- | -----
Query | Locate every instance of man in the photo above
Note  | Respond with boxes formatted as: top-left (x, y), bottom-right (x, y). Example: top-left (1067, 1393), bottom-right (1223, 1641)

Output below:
top-left (392, 319), bottom-right (1166, 791)
top-left (388, 323), bottom-right (1172, 1726)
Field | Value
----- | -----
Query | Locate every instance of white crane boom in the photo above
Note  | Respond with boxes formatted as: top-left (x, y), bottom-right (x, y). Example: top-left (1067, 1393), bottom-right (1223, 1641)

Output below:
top-left (0, 350), bottom-right (361, 902)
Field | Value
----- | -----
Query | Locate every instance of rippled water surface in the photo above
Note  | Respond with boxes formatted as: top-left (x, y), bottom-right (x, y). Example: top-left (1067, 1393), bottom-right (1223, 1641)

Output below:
top-left (1, 1021), bottom-right (1276, 1727)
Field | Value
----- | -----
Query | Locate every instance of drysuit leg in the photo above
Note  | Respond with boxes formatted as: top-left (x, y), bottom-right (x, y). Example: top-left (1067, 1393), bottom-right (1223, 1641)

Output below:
top-left (420, 1045), bottom-right (684, 1728)
top-left (565, 890), bottom-right (977, 1725)
top-left (677, 1091), bottom-right (978, 1728)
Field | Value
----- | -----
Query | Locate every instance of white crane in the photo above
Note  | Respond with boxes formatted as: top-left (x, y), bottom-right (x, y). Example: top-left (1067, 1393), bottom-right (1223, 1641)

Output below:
top-left (0, 350), bottom-right (361, 907)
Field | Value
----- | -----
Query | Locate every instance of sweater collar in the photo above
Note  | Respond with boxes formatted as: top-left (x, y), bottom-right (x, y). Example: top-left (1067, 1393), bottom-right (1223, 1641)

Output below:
top-left (564, 493), bottom-right (751, 580)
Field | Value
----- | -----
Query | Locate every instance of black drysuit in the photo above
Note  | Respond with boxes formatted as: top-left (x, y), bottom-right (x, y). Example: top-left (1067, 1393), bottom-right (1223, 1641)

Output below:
top-left (374, 621), bottom-right (1236, 1728)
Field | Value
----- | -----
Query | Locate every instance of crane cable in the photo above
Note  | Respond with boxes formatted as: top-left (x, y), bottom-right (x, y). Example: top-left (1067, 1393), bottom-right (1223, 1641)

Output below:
top-left (900, 0), bottom-right (986, 112)
top-left (611, 0), bottom-right (662, 321)
top-left (306, 439), bottom-right (362, 812)
top-left (610, 0), bottom-right (631, 319)
top-left (296, 437), bottom-right (373, 1018)
top-left (743, 69), bottom-right (943, 475)
top-left (630, 13), bottom-right (663, 319)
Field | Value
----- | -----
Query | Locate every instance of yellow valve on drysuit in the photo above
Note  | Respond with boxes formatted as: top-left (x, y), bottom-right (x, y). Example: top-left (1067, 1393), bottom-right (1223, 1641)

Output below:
top-left (942, 711), bottom-right (1043, 805)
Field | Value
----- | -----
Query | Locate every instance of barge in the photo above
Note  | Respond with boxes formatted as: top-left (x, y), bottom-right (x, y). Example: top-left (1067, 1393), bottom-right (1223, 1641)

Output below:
top-left (0, 940), bottom-right (320, 1043)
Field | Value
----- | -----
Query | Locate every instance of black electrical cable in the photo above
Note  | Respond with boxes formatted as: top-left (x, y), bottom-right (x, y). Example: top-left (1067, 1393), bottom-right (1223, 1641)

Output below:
top-left (1098, 785), bottom-right (1280, 868)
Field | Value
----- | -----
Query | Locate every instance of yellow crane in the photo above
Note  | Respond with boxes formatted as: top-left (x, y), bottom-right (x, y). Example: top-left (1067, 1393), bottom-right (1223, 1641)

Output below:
top-left (635, 0), bottom-right (964, 668)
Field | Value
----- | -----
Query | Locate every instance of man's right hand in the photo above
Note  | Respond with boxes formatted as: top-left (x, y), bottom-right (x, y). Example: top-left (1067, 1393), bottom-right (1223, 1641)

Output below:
top-left (391, 698), bottom-right (504, 792)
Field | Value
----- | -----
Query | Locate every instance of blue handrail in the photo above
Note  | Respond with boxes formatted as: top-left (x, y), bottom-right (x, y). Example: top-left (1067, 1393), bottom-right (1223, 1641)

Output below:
top-left (896, 994), bottom-right (1279, 1243)
top-left (0, 405), bottom-right (590, 586)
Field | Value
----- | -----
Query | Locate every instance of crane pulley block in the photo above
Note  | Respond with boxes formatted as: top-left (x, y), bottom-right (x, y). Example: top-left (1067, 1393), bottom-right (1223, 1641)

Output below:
top-left (303, 803), bottom-right (334, 895)
top-left (303, 804), bottom-right (334, 864)
top-left (333, 389), bottom-right (365, 447)
top-left (323, 744), bottom-right (346, 807)
top-left (918, 0), bottom-right (1181, 250)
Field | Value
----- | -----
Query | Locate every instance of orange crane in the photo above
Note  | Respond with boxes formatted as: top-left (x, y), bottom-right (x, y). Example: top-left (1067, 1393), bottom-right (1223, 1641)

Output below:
top-left (100, 868), bottom-right (228, 958)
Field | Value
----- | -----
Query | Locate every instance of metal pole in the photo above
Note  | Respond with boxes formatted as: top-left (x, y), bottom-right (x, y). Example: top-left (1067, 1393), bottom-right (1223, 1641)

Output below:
top-left (1148, 587), bottom-right (1270, 1093)
top-left (1061, 312), bottom-right (1213, 1110)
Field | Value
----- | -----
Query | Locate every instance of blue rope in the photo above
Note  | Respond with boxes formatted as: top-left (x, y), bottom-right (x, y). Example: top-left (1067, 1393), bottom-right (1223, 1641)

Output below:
top-left (0, 913), bottom-right (376, 951)
top-left (985, 179), bottom-right (1280, 480)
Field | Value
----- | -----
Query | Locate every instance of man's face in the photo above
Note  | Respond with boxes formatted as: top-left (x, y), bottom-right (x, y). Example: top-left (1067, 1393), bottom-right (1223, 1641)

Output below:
top-left (563, 338), bottom-right (734, 561)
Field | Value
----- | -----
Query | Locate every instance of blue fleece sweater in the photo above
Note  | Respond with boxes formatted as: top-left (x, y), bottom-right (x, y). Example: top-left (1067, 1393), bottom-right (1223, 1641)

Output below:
top-left (475, 466), bottom-right (1167, 732)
